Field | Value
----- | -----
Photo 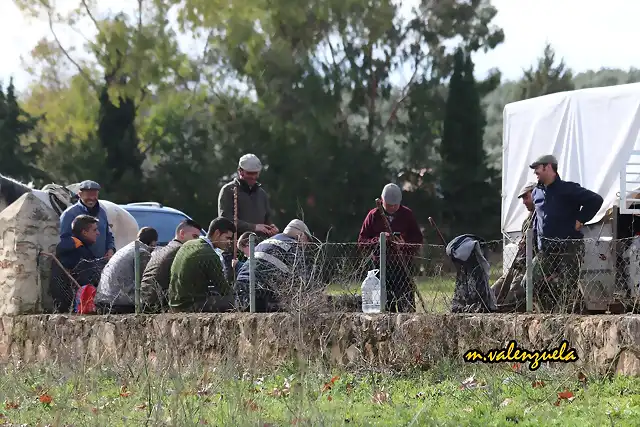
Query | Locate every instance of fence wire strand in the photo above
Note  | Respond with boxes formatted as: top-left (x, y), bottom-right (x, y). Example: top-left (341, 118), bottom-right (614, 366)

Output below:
top-left (33, 234), bottom-right (640, 315)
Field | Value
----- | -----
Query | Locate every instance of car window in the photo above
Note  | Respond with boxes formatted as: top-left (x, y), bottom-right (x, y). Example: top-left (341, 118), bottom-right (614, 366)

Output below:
top-left (127, 210), bottom-right (191, 245)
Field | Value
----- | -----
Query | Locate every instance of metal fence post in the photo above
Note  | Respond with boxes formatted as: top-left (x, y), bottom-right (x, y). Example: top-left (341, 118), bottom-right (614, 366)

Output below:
top-left (134, 240), bottom-right (141, 314)
top-left (379, 232), bottom-right (387, 312)
top-left (249, 233), bottom-right (256, 313)
top-left (525, 228), bottom-right (534, 312)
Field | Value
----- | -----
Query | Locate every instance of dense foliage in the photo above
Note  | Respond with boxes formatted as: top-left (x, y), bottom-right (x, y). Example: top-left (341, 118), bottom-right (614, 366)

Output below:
top-left (4, 1), bottom-right (640, 241)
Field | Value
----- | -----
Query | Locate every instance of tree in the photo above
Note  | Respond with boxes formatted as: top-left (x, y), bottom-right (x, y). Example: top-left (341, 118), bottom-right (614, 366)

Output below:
top-left (439, 48), bottom-right (498, 238)
top-left (0, 78), bottom-right (46, 184)
top-left (519, 43), bottom-right (574, 100)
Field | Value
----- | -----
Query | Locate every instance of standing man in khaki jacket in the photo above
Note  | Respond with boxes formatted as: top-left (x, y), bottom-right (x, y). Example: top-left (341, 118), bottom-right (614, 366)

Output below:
top-left (218, 153), bottom-right (278, 280)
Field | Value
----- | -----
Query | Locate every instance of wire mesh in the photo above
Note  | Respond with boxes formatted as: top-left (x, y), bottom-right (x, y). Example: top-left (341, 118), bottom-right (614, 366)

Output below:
top-left (33, 233), bottom-right (640, 315)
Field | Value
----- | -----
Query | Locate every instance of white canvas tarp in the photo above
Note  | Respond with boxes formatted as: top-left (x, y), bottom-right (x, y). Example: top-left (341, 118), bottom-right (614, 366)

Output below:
top-left (502, 82), bottom-right (640, 234)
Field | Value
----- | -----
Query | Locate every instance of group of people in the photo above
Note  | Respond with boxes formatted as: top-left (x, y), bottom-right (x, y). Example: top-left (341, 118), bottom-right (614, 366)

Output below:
top-left (49, 152), bottom-right (602, 315)
top-left (491, 154), bottom-right (604, 313)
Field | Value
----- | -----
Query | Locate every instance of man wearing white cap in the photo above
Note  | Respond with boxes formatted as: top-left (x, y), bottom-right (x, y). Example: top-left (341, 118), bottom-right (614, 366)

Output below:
top-left (235, 219), bottom-right (313, 312)
top-left (358, 183), bottom-right (423, 312)
top-left (218, 154), bottom-right (278, 237)
top-left (218, 153), bottom-right (279, 279)
top-left (492, 182), bottom-right (537, 311)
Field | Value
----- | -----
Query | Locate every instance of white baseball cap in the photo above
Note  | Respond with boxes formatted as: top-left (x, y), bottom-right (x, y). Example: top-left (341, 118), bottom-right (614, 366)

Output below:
top-left (238, 154), bottom-right (262, 173)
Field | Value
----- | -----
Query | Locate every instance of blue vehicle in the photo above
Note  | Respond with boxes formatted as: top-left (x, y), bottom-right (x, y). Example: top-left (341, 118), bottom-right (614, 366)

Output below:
top-left (121, 202), bottom-right (204, 246)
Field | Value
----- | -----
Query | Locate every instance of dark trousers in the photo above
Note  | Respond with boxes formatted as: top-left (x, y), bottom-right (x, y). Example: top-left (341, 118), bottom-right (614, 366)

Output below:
top-left (173, 295), bottom-right (236, 313)
top-left (95, 302), bottom-right (135, 314)
top-left (385, 262), bottom-right (415, 313)
top-left (535, 240), bottom-right (585, 313)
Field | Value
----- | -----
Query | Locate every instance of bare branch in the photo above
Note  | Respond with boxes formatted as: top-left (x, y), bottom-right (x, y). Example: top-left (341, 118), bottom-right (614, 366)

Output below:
top-left (80, 0), bottom-right (99, 31)
top-left (44, 7), bottom-right (98, 92)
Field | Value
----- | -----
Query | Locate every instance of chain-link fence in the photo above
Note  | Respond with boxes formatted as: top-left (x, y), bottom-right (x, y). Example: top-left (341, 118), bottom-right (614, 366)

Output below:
top-left (34, 232), bottom-right (640, 315)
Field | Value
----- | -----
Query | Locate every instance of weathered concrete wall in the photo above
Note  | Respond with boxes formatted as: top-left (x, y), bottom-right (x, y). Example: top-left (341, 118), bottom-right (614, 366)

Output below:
top-left (0, 313), bottom-right (639, 376)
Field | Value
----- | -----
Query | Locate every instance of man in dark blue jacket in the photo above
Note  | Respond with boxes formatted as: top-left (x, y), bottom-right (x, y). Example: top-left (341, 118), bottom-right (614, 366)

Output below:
top-left (529, 154), bottom-right (604, 312)
top-left (59, 180), bottom-right (115, 260)
top-left (50, 214), bottom-right (107, 312)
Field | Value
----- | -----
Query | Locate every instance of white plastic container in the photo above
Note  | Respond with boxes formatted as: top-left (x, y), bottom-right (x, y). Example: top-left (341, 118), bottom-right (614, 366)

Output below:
top-left (361, 269), bottom-right (381, 313)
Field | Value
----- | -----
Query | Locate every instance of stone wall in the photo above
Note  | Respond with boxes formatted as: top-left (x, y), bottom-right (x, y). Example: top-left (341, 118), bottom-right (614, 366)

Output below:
top-left (0, 313), bottom-right (639, 376)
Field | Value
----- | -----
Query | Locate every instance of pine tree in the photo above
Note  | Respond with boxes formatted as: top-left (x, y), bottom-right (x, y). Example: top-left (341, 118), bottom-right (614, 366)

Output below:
top-left (439, 48), bottom-right (499, 238)
top-left (0, 78), bottom-right (46, 184)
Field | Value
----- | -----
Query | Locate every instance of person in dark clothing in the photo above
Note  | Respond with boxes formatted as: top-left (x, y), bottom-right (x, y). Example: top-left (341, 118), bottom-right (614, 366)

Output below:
top-left (218, 154), bottom-right (279, 282)
top-left (357, 183), bottom-right (424, 312)
top-left (235, 219), bottom-right (313, 312)
top-left (232, 231), bottom-right (252, 277)
top-left (140, 219), bottom-right (202, 312)
top-left (58, 180), bottom-right (116, 260)
top-left (50, 214), bottom-right (107, 312)
top-left (169, 217), bottom-right (236, 313)
top-left (529, 154), bottom-right (604, 312)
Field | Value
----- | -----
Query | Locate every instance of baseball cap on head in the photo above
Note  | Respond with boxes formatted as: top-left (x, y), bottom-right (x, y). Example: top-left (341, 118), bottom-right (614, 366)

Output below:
top-left (78, 180), bottom-right (101, 191)
top-left (381, 183), bottom-right (402, 205)
top-left (517, 182), bottom-right (537, 198)
top-left (238, 153), bottom-right (263, 173)
top-left (529, 154), bottom-right (558, 169)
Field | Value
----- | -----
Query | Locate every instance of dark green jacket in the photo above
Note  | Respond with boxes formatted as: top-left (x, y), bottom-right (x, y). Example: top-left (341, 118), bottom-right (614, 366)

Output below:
top-left (168, 238), bottom-right (230, 311)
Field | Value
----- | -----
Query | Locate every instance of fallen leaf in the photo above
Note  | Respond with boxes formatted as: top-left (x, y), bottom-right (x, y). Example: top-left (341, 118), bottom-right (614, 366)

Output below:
top-left (577, 372), bottom-right (587, 383)
top-left (245, 399), bottom-right (259, 411)
top-left (135, 403), bottom-right (147, 411)
top-left (120, 385), bottom-right (131, 398)
top-left (558, 390), bottom-right (574, 400)
top-left (269, 388), bottom-right (283, 398)
top-left (532, 380), bottom-right (545, 388)
top-left (500, 398), bottom-right (512, 407)
top-left (4, 401), bottom-right (18, 410)
top-left (372, 390), bottom-right (389, 404)
top-left (39, 394), bottom-right (53, 405)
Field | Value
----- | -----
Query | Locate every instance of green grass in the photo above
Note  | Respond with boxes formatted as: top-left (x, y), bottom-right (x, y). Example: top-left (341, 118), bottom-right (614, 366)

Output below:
top-left (1, 361), bottom-right (639, 426)
top-left (326, 268), bottom-right (506, 313)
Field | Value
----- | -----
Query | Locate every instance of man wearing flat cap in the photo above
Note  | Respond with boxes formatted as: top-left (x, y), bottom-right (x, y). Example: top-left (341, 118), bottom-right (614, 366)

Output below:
top-left (492, 182), bottom-right (537, 311)
top-left (529, 154), bottom-right (604, 312)
top-left (358, 183), bottom-right (424, 312)
top-left (59, 180), bottom-right (116, 260)
top-left (218, 154), bottom-right (278, 280)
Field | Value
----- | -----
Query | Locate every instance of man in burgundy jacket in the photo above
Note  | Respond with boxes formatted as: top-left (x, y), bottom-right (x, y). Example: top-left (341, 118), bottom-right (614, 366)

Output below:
top-left (357, 183), bottom-right (424, 312)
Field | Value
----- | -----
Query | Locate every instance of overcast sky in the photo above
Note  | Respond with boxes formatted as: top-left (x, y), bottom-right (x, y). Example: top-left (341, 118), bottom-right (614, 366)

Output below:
top-left (2, 0), bottom-right (639, 93)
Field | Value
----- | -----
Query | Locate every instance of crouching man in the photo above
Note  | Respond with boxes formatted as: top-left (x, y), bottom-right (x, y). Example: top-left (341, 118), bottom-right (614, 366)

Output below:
top-left (168, 217), bottom-right (236, 312)
top-left (93, 227), bottom-right (158, 314)
top-left (50, 214), bottom-right (107, 312)
top-left (235, 219), bottom-right (313, 312)
top-left (491, 182), bottom-right (537, 312)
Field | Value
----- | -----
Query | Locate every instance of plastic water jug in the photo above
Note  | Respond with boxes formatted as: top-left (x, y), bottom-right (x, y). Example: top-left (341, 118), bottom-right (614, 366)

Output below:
top-left (361, 269), bottom-right (381, 313)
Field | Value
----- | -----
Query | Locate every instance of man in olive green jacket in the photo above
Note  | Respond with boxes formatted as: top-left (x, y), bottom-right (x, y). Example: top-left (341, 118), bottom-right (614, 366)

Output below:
top-left (169, 217), bottom-right (236, 312)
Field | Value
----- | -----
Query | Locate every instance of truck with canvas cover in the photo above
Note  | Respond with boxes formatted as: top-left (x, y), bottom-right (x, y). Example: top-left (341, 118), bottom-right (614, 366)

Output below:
top-left (502, 82), bottom-right (640, 312)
